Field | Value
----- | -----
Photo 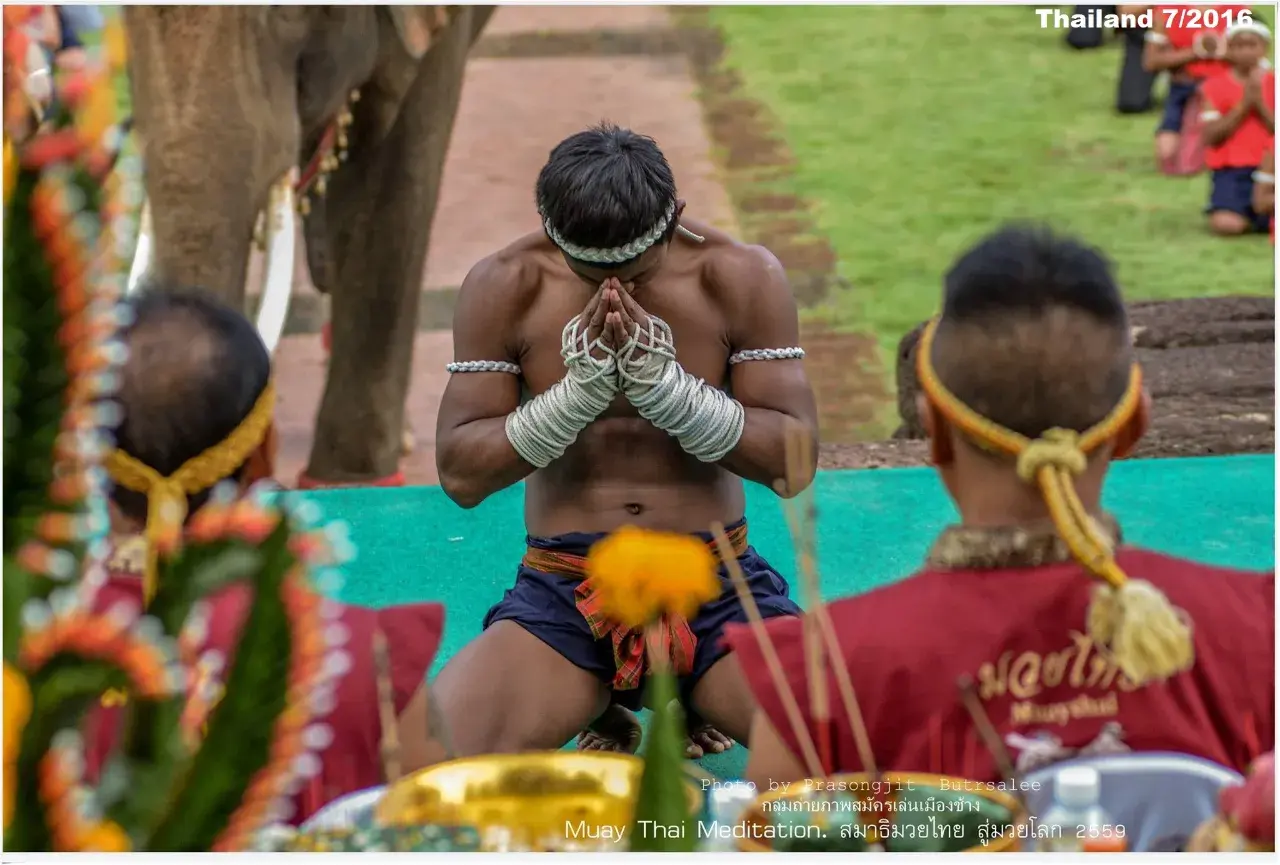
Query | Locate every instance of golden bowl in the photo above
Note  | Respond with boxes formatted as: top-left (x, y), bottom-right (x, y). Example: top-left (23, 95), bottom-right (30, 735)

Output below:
top-left (737, 772), bottom-right (1027, 853)
top-left (376, 751), bottom-right (703, 851)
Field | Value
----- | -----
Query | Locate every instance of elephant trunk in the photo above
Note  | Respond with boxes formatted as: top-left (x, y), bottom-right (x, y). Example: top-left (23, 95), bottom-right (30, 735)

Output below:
top-left (141, 156), bottom-right (261, 307)
top-left (122, 8), bottom-right (300, 315)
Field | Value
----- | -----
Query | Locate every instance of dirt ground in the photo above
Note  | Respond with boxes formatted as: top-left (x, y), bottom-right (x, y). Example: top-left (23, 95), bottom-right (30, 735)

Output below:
top-left (838, 296), bottom-right (1276, 470)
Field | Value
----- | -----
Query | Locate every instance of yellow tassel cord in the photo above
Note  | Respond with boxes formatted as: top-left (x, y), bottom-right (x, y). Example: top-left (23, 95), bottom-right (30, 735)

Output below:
top-left (104, 382), bottom-right (276, 603)
top-left (916, 318), bottom-right (1194, 685)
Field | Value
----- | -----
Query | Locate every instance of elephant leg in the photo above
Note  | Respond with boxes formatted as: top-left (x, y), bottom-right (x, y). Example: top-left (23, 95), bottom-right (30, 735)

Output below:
top-left (302, 13), bottom-right (474, 484)
top-left (318, 321), bottom-right (416, 456)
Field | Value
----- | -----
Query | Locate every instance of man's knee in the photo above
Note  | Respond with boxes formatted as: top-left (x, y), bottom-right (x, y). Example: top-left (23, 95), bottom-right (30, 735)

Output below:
top-left (1154, 131), bottom-right (1179, 161)
top-left (1208, 210), bottom-right (1250, 236)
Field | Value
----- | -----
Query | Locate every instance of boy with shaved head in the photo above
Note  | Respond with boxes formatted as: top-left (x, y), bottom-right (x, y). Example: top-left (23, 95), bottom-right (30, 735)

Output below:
top-left (730, 225), bottom-right (1274, 787)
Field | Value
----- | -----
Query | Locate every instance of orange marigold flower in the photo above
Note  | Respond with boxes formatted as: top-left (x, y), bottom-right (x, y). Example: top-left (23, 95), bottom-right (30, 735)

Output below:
top-left (4, 663), bottom-right (32, 829)
top-left (3, 137), bottom-right (14, 205)
top-left (79, 820), bottom-right (131, 852)
top-left (586, 527), bottom-right (720, 629)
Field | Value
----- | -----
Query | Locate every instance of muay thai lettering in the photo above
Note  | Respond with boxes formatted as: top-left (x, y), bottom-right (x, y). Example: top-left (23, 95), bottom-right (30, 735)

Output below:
top-left (976, 630), bottom-right (1138, 727)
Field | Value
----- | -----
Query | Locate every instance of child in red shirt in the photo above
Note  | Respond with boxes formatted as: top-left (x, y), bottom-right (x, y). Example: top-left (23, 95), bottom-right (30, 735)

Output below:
top-left (729, 226), bottom-right (1274, 789)
top-left (1144, 5), bottom-right (1249, 170)
top-left (1201, 21), bottom-right (1275, 235)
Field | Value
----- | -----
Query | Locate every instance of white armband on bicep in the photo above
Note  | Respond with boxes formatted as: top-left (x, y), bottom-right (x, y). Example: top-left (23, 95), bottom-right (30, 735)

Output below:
top-left (1253, 171), bottom-right (1276, 185)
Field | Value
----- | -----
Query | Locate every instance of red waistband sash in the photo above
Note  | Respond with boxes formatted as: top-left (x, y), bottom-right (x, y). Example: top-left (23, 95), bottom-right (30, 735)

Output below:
top-left (521, 522), bottom-right (748, 691)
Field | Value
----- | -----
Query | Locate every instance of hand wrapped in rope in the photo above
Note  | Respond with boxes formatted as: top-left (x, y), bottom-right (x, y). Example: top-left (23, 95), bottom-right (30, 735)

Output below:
top-left (615, 315), bottom-right (744, 463)
top-left (503, 315), bottom-right (619, 468)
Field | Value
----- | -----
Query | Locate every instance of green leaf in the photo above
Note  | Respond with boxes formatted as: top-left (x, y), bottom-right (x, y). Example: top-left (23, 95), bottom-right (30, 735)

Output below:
top-left (629, 670), bottom-right (696, 852)
top-left (143, 520), bottom-right (297, 850)
top-left (109, 545), bottom-right (265, 838)
top-left (6, 658), bottom-right (132, 852)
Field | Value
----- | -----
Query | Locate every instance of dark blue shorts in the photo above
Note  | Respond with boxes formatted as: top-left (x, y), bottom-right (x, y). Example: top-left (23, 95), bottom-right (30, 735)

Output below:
top-left (482, 519), bottom-right (801, 711)
top-left (1206, 167), bottom-right (1271, 231)
top-left (1158, 79), bottom-right (1199, 134)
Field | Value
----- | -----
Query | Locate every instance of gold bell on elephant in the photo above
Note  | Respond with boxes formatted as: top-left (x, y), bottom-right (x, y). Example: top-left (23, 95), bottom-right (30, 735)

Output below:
top-left (298, 195), bottom-right (311, 217)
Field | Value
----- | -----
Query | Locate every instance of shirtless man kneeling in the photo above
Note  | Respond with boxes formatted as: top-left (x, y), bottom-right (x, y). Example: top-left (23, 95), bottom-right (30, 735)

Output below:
top-left (398, 123), bottom-right (818, 765)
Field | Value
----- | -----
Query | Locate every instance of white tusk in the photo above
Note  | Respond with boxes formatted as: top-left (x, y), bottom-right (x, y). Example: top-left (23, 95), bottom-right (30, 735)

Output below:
top-left (126, 198), bottom-right (153, 295)
top-left (255, 170), bottom-right (297, 355)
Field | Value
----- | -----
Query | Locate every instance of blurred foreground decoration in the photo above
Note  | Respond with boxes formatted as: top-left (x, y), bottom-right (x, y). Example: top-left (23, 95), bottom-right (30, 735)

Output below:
top-left (2, 5), bottom-right (354, 851)
top-left (1188, 752), bottom-right (1275, 852)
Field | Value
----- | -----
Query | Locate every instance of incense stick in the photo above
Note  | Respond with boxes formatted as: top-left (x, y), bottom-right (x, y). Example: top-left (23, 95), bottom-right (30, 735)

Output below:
top-left (710, 522), bottom-right (824, 779)
top-left (957, 675), bottom-right (1022, 802)
top-left (372, 628), bottom-right (402, 784)
top-left (772, 439), bottom-right (879, 779)
top-left (780, 425), bottom-right (832, 775)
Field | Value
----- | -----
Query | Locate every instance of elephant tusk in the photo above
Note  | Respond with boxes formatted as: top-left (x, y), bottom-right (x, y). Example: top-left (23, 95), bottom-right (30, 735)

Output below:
top-left (255, 170), bottom-right (297, 355)
top-left (126, 198), bottom-right (153, 295)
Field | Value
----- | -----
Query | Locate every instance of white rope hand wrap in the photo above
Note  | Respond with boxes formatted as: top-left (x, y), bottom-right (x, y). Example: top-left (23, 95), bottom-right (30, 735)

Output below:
top-left (616, 316), bottom-right (745, 462)
top-left (504, 316), bottom-right (617, 468)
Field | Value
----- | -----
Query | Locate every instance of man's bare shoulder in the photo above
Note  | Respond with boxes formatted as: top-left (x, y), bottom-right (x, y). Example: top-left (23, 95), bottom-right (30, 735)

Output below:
top-left (459, 232), bottom-right (558, 306)
top-left (684, 222), bottom-right (788, 300)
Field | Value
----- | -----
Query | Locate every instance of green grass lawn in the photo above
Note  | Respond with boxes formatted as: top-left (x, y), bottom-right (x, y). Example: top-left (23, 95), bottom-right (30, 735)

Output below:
top-left (709, 5), bottom-right (1275, 361)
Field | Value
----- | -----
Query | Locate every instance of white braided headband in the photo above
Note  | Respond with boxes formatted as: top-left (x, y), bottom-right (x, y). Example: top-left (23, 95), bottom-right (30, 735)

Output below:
top-left (543, 201), bottom-right (679, 264)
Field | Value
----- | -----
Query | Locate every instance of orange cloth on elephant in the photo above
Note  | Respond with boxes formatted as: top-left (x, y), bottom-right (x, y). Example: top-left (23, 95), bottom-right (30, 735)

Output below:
top-left (726, 534), bottom-right (1274, 781)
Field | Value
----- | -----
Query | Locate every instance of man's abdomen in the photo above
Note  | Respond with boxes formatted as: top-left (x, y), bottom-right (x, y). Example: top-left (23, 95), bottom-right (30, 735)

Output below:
top-left (524, 416), bottom-right (746, 536)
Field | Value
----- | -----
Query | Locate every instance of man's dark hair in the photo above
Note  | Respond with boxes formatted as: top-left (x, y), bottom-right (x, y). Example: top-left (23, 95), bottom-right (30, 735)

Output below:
top-left (110, 284), bottom-right (271, 521)
top-left (534, 123), bottom-right (678, 265)
top-left (930, 224), bottom-right (1133, 438)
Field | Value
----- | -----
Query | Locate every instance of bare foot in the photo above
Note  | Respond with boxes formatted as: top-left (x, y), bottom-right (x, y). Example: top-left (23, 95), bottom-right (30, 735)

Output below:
top-left (686, 715), bottom-right (734, 760)
top-left (578, 703), bottom-right (643, 753)
top-left (577, 703), bottom-right (737, 759)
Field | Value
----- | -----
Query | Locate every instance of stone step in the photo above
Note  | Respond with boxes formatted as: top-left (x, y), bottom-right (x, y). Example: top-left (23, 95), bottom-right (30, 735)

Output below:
top-left (486, 5), bottom-right (671, 36)
top-left (244, 283), bottom-right (457, 335)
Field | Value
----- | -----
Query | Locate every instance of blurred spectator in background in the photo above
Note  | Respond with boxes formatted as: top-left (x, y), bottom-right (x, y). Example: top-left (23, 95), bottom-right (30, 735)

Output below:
top-left (1201, 22), bottom-right (1274, 236)
top-left (52, 5), bottom-right (103, 73)
top-left (1251, 149), bottom-right (1274, 241)
top-left (1144, 5), bottom-right (1249, 174)
top-left (1116, 6), bottom-right (1158, 114)
top-left (1066, 5), bottom-right (1115, 50)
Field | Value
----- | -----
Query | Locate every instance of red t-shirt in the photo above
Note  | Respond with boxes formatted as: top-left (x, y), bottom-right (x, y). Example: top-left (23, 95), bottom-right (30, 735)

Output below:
top-left (1202, 71), bottom-right (1276, 170)
top-left (727, 548), bottom-right (1274, 780)
top-left (1155, 5), bottom-right (1245, 80)
top-left (84, 573), bottom-right (445, 824)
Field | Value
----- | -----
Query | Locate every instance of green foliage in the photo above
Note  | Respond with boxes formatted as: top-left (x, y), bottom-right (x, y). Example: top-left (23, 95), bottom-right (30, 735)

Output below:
top-left (145, 523), bottom-right (295, 851)
top-left (629, 669), bottom-right (696, 852)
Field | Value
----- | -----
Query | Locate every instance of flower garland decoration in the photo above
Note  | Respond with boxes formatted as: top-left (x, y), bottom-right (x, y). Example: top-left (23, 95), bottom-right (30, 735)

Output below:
top-left (3, 6), bottom-right (356, 853)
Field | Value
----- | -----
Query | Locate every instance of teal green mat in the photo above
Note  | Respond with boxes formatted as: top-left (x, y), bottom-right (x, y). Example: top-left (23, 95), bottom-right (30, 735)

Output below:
top-left (295, 455), bottom-right (1275, 778)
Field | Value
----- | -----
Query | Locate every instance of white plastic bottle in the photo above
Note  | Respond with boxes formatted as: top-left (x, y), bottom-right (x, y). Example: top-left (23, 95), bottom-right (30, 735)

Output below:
top-left (1037, 766), bottom-right (1123, 852)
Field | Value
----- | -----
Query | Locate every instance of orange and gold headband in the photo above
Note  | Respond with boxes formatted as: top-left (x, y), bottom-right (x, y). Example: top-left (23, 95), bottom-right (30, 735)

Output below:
top-left (916, 317), bottom-right (1193, 685)
top-left (105, 381), bottom-right (276, 603)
